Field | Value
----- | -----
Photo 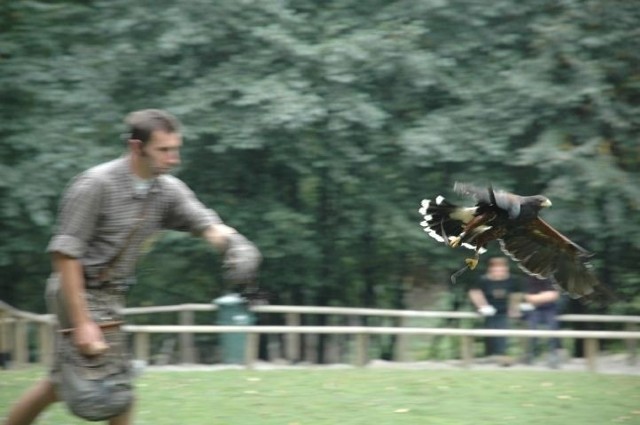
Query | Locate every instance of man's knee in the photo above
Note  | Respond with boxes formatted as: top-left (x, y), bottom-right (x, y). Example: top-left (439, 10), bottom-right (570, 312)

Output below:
top-left (39, 378), bottom-right (59, 404)
top-left (108, 396), bottom-right (136, 425)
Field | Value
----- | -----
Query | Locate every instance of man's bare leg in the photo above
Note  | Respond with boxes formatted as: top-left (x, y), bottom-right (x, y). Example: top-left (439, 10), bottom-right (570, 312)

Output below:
top-left (3, 378), bottom-right (58, 425)
top-left (109, 399), bottom-right (135, 425)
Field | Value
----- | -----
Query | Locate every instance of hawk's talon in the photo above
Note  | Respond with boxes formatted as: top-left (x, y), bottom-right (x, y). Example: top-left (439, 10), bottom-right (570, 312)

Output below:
top-left (465, 257), bottom-right (479, 270)
top-left (449, 237), bottom-right (462, 248)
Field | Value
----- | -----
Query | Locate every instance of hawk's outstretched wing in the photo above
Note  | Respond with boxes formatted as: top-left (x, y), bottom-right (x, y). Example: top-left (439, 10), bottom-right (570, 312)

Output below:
top-left (499, 217), bottom-right (598, 298)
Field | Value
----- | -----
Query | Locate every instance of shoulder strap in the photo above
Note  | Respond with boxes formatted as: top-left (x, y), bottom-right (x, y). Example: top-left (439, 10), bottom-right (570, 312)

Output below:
top-left (97, 192), bottom-right (154, 283)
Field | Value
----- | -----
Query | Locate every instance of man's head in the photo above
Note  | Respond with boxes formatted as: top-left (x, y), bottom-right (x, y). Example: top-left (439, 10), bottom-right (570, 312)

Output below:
top-left (125, 109), bottom-right (182, 178)
top-left (125, 109), bottom-right (181, 144)
top-left (487, 257), bottom-right (510, 280)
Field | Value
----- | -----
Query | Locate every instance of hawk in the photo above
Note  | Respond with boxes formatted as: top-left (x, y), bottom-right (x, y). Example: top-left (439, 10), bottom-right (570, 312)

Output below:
top-left (418, 182), bottom-right (600, 298)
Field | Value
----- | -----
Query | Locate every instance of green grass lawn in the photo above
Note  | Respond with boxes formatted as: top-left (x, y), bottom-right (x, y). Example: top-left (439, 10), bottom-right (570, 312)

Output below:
top-left (2, 367), bottom-right (639, 425)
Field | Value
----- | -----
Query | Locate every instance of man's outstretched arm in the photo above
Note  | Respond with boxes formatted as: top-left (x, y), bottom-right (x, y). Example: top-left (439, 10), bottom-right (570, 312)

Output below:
top-left (201, 224), bottom-right (262, 284)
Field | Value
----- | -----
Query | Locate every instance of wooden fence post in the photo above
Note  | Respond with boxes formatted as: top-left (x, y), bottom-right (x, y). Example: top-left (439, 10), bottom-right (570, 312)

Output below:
top-left (285, 312), bottom-right (300, 363)
top-left (245, 332), bottom-right (259, 369)
top-left (14, 319), bottom-right (28, 367)
top-left (355, 333), bottom-right (369, 367)
top-left (0, 310), bottom-right (7, 364)
top-left (626, 323), bottom-right (637, 366)
top-left (393, 317), bottom-right (408, 362)
top-left (460, 335), bottom-right (473, 367)
top-left (584, 338), bottom-right (599, 372)
top-left (179, 310), bottom-right (195, 364)
top-left (134, 332), bottom-right (150, 362)
top-left (38, 322), bottom-right (53, 366)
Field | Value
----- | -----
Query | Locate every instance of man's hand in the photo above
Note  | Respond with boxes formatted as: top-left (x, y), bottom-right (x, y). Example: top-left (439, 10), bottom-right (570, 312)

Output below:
top-left (73, 321), bottom-right (109, 356)
top-left (478, 305), bottom-right (497, 316)
top-left (519, 302), bottom-right (535, 312)
top-left (52, 252), bottom-right (109, 356)
top-left (223, 233), bottom-right (262, 283)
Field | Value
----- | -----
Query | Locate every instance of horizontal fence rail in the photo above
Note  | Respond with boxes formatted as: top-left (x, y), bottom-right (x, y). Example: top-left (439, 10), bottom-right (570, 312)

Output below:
top-left (121, 324), bottom-right (640, 338)
top-left (118, 303), bottom-right (640, 323)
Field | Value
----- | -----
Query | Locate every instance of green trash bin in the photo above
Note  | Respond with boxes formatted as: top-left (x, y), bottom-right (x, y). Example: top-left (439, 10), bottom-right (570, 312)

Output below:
top-left (213, 293), bottom-right (255, 364)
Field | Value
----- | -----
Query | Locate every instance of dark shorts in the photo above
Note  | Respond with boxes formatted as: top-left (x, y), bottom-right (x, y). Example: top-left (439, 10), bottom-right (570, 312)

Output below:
top-left (45, 274), bottom-right (128, 384)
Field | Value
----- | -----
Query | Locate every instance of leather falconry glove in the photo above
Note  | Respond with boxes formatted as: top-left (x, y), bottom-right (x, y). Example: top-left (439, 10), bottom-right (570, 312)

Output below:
top-left (222, 233), bottom-right (262, 284)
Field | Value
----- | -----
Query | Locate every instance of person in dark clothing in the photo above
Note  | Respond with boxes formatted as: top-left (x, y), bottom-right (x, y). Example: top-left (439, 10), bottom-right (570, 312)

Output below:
top-left (521, 277), bottom-right (562, 368)
top-left (468, 257), bottom-right (522, 364)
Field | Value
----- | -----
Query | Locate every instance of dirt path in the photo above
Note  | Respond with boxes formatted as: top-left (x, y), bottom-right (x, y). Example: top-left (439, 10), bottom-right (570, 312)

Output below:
top-left (143, 353), bottom-right (639, 375)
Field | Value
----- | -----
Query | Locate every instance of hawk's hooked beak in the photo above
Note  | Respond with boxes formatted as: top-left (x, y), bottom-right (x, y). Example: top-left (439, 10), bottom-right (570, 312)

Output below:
top-left (541, 198), bottom-right (552, 208)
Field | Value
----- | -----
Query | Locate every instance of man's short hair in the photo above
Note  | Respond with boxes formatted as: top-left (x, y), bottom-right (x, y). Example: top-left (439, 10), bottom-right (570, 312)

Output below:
top-left (488, 257), bottom-right (508, 267)
top-left (125, 109), bottom-right (181, 144)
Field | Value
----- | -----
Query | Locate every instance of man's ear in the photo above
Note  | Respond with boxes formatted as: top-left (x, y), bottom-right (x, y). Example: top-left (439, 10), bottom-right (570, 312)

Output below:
top-left (128, 139), bottom-right (144, 154)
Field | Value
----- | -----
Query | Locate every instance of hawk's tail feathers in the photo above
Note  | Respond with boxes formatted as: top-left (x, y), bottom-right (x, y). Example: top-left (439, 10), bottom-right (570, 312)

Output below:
top-left (420, 196), bottom-right (454, 244)
top-left (419, 196), bottom-right (472, 246)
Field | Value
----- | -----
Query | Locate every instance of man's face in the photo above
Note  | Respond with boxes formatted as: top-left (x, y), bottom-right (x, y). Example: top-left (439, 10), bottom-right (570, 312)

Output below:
top-left (139, 130), bottom-right (182, 176)
top-left (488, 262), bottom-right (510, 280)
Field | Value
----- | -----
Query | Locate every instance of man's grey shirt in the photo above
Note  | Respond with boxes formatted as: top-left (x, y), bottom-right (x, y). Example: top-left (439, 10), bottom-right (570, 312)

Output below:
top-left (47, 156), bottom-right (221, 283)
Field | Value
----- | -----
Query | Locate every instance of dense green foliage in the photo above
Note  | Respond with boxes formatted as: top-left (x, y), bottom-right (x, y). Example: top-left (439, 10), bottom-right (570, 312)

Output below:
top-left (1, 1), bottom-right (639, 316)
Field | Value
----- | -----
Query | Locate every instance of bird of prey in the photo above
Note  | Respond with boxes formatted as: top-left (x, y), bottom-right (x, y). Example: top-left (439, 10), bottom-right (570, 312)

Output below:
top-left (418, 182), bottom-right (600, 298)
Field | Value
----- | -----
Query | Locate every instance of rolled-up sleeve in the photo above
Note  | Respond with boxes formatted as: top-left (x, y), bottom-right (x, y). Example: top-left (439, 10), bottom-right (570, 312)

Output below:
top-left (162, 176), bottom-right (222, 234)
top-left (47, 173), bottom-right (103, 258)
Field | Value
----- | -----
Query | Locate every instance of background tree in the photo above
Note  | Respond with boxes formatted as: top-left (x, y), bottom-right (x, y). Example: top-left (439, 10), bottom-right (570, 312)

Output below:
top-left (1, 0), bottom-right (638, 329)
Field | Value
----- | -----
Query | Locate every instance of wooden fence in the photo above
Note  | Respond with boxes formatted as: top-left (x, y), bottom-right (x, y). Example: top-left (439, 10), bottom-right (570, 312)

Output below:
top-left (123, 324), bottom-right (640, 372)
top-left (0, 300), bottom-right (55, 368)
top-left (2, 300), bottom-right (639, 372)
